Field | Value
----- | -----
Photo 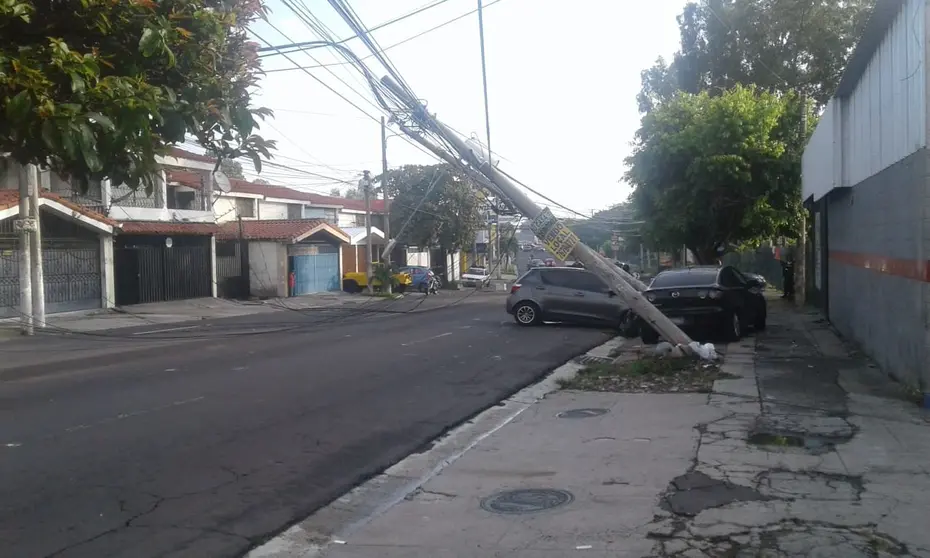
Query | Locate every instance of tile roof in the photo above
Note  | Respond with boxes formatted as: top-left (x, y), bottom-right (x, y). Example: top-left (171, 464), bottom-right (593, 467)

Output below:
top-left (216, 219), bottom-right (350, 243)
top-left (118, 221), bottom-right (219, 236)
top-left (166, 147), bottom-right (216, 164)
top-left (0, 190), bottom-right (117, 226)
top-left (227, 180), bottom-right (386, 212)
top-left (165, 169), bottom-right (207, 189)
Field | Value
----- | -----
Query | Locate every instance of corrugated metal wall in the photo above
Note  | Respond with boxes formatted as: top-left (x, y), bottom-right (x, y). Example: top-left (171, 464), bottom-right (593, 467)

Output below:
top-left (842, 0), bottom-right (926, 186)
top-left (802, 101), bottom-right (839, 201)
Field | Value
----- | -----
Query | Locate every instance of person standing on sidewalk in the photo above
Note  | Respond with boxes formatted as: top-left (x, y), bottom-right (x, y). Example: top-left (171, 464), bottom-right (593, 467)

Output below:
top-left (781, 255), bottom-right (795, 299)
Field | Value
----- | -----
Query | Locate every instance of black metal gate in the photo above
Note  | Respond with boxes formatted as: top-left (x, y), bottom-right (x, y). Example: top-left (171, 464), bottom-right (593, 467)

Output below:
top-left (215, 240), bottom-right (250, 299)
top-left (114, 235), bottom-right (211, 305)
top-left (0, 213), bottom-right (102, 318)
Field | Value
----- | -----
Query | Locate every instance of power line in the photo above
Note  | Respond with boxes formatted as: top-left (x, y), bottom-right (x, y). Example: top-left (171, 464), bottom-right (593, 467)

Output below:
top-left (263, 0), bottom-right (508, 72)
top-left (258, 0), bottom-right (452, 54)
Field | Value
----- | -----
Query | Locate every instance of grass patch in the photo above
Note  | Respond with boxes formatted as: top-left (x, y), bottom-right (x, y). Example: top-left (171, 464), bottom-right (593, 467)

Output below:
top-left (558, 356), bottom-right (734, 393)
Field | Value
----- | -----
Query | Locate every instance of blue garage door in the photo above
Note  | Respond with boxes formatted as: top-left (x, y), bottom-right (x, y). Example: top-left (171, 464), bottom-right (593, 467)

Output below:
top-left (293, 249), bottom-right (340, 295)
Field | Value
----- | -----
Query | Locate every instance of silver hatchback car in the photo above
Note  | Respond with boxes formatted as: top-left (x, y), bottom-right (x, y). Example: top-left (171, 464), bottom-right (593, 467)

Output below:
top-left (506, 267), bottom-right (630, 327)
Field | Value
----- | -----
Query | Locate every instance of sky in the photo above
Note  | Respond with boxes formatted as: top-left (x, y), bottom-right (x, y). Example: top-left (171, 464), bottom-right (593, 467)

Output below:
top-left (244, 0), bottom-right (689, 217)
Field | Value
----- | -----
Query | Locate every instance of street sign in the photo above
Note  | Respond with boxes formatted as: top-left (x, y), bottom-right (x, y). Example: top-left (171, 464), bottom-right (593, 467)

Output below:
top-left (529, 208), bottom-right (581, 261)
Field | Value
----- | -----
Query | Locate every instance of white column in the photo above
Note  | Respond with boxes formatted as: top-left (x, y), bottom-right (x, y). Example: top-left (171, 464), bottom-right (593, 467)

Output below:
top-left (100, 234), bottom-right (115, 308)
top-left (157, 170), bottom-right (168, 210)
top-left (210, 235), bottom-right (218, 298)
top-left (101, 178), bottom-right (112, 211)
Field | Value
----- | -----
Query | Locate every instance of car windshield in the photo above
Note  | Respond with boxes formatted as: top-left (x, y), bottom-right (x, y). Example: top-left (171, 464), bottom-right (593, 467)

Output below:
top-left (650, 269), bottom-right (718, 288)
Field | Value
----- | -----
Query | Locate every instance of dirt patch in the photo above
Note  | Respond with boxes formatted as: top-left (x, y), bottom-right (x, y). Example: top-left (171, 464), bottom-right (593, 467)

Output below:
top-left (559, 356), bottom-right (734, 393)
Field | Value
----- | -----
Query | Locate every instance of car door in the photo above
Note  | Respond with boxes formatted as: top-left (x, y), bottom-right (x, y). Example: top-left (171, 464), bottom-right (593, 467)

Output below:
top-left (734, 269), bottom-right (765, 316)
top-left (570, 271), bottom-right (625, 324)
top-left (719, 267), bottom-right (753, 322)
top-left (537, 269), bottom-right (585, 321)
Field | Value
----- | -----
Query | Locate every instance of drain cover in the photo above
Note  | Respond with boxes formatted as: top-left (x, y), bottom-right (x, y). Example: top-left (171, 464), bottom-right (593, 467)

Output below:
top-left (557, 408), bottom-right (609, 419)
top-left (575, 355), bottom-right (613, 365)
top-left (480, 488), bottom-right (574, 515)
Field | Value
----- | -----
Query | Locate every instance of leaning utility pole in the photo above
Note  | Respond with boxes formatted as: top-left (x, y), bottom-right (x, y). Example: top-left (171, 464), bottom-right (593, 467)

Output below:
top-left (27, 164), bottom-right (44, 327)
top-left (381, 117), bottom-right (392, 294)
top-left (362, 170), bottom-right (374, 294)
top-left (381, 77), bottom-right (693, 350)
top-left (16, 165), bottom-right (33, 335)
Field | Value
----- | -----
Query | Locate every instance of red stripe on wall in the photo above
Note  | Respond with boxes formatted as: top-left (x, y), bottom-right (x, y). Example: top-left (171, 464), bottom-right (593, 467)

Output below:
top-left (830, 250), bottom-right (930, 282)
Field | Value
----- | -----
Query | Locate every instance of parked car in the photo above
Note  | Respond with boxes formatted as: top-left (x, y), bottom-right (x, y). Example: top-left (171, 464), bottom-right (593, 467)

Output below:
top-left (506, 267), bottom-right (630, 327)
top-left (398, 266), bottom-right (432, 292)
top-left (342, 270), bottom-right (412, 293)
top-left (461, 266), bottom-right (491, 288)
top-left (639, 265), bottom-right (766, 344)
top-left (527, 258), bottom-right (544, 270)
top-left (544, 258), bottom-right (556, 267)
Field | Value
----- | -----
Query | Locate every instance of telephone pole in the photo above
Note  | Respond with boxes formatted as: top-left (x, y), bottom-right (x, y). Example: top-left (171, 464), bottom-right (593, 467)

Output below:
top-left (381, 76), bottom-right (693, 350)
top-left (27, 164), bottom-right (44, 327)
top-left (361, 170), bottom-right (374, 293)
top-left (16, 165), bottom-right (33, 335)
top-left (381, 117), bottom-right (392, 294)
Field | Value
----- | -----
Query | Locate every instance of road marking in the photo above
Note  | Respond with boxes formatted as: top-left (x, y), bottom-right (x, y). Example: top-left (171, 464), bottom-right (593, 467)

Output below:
top-left (401, 332), bottom-right (452, 346)
top-left (133, 325), bottom-right (199, 336)
top-left (63, 397), bottom-right (205, 435)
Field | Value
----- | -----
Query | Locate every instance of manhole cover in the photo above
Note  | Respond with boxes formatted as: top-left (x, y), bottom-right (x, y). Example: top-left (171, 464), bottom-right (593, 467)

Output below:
top-left (557, 408), bottom-right (609, 419)
top-left (480, 488), bottom-right (574, 515)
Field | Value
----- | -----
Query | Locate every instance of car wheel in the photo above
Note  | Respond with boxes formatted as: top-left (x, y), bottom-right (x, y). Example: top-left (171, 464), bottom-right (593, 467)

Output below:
top-left (418, 282), bottom-right (428, 294)
top-left (343, 279), bottom-right (361, 293)
top-left (640, 327), bottom-right (659, 344)
top-left (724, 311), bottom-right (742, 341)
top-left (513, 302), bottom-right (541, 326)
top-left (754, 306), bottom-right (767, 330)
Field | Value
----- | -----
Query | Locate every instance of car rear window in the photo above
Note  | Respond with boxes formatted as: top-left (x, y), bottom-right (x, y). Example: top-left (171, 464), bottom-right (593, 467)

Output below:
top-left (650, 269), bottom-right (718, 288)
top-left (517, 269), bottom-right (541, 284)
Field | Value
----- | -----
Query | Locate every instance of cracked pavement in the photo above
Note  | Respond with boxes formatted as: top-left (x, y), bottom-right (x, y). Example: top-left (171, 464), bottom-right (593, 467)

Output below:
top-left (649, 300), bottom-right (930, 558)
top-left (283, 299), bottom-right (930, 558)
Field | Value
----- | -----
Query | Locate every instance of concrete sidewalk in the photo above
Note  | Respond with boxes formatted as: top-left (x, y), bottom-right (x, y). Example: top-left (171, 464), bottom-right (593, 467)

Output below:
top-left (251, 301), bottom-right (930, 557)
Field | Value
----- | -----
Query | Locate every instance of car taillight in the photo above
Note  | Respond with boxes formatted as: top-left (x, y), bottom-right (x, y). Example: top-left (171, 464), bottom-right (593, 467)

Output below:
top-left (708, 289), bottom-right (723, 299)
top-left (510, 283), bottom-right (521, 294)
top-left (646, 293), bottom-right (656, 302)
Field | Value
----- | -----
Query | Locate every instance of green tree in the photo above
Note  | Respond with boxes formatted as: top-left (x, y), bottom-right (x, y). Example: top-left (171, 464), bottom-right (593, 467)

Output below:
top-left (388, 164), bottom-right (483, 252)
top-left (328, 187), bottom-right (341, 197)
top-left (637, 0), bottom-right (873, 112)
top-left (625, 86), bottom-right (811, 264)
top-left (0, 0), bottom-right (275, 193)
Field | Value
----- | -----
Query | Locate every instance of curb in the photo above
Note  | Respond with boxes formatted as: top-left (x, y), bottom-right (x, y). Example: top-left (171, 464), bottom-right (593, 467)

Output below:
top-left (245, 335), bottom-right (628, 558)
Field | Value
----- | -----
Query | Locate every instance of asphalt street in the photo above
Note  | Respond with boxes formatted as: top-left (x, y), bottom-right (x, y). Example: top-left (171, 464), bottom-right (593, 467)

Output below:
top-left (0, 294), bottom-right (612, 558)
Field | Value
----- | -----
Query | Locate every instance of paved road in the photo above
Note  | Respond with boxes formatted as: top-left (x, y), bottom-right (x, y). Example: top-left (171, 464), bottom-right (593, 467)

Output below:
top-left (0, 295), bottom-right (612, 558)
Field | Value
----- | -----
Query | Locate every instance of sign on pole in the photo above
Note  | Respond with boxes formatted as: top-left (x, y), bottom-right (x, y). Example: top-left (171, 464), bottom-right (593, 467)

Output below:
top-left (529, 208), bottom-right (581, 261)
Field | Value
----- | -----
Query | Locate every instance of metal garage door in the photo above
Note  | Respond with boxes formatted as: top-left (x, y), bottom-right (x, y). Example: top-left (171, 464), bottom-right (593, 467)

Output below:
top-left (292, 246), bottom-right (340, 295)
top-left (0, 213), bottom-right (101, 318)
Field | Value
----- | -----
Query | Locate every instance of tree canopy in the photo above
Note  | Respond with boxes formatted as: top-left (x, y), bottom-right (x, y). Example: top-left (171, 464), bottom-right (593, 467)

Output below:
top-left (0, 0), bottom-right (275, 192)
top-left (625, 86), bottom-right (810, 264)
top-left (637, 0), bottom-right (873, 112)
top-left (387, 164), bottom-right (483, 252)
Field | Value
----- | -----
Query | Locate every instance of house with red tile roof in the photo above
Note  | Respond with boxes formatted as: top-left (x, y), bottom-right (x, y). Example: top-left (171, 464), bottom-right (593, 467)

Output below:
top-left (0, 162), bottom-right (118, 318)
top-left (211, 177), bottom-right (389, 278)
top-left (215, 219), bottom-right (350, 298)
